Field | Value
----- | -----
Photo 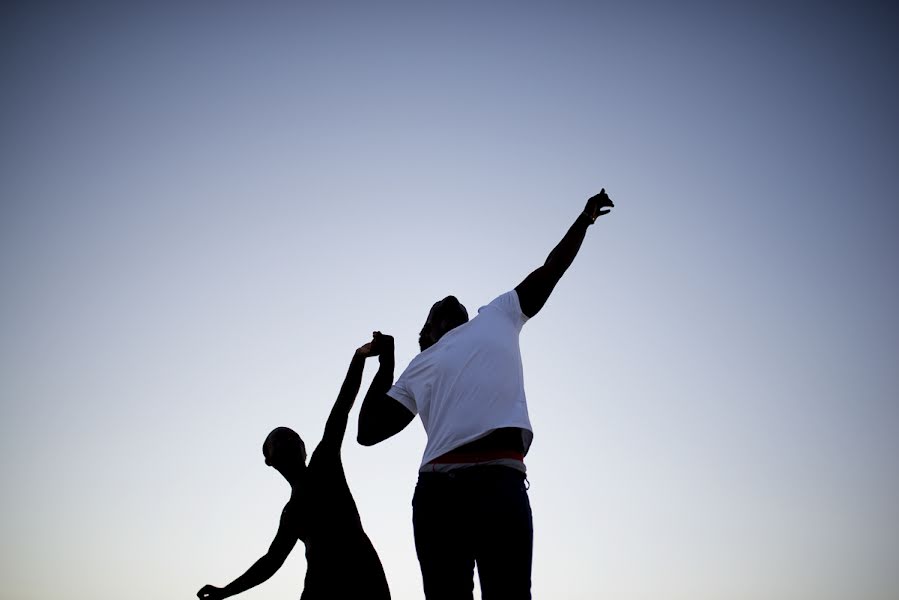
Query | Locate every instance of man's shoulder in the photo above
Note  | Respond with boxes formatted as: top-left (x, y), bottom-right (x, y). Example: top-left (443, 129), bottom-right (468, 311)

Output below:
top-left (478, 289), bottom-right (519, 310)
top-left (477, 290), bottom-right (528, 325)
top-left (399, 344), bottom-right (441, 374)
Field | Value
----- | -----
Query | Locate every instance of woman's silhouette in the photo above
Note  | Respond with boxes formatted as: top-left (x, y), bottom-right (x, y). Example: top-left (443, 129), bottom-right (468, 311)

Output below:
top-left (198, 340), bottom-right (390, 600)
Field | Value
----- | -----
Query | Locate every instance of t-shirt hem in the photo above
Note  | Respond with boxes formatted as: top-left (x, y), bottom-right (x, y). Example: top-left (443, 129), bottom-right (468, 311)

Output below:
top-left (418, 424), bottom-right (534, 467)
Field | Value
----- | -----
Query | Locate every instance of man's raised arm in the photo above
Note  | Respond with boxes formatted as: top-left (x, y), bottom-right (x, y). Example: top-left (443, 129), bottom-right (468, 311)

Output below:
top-left (357, 332), bottom-right (414, 446)
top-left (515, 189), bottom-right (614, 318)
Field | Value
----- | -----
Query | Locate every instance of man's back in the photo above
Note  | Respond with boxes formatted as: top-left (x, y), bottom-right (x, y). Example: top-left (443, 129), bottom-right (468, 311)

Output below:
top-left (388, 291), bottom-right (534, 466)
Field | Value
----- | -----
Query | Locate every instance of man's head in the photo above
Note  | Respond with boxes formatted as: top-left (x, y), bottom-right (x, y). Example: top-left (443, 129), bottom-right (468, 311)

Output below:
top-left (262, 427), bottom-right (306, 477)
top-left (419, 295), bottom-right (469, 351)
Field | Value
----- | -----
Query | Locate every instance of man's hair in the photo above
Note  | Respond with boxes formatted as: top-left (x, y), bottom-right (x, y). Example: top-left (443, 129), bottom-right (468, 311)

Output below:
top-left (438, 295), bottom-right (469, 326)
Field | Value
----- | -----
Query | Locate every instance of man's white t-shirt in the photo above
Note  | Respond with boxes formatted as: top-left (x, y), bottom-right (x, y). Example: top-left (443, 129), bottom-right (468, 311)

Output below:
top-left (387, 291), bottom-right (534, 468)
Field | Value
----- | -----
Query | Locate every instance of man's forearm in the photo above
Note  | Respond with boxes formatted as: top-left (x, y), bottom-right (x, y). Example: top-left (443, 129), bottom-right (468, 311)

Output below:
top-left (361, 356), bottom-right (394, 409)
top-left (543, 211), bottom-right (593, 279)
top-left (357, 356), bottom-right (397, 445)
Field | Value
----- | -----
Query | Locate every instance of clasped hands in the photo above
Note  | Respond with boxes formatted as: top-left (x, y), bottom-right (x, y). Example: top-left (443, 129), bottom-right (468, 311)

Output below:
top-left (356, 331), bottom-right (394, 359)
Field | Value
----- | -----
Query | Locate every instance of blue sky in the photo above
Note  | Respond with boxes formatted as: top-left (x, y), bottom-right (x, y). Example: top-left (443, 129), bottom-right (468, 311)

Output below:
top-left (1, 2), bottom-right (897, 599)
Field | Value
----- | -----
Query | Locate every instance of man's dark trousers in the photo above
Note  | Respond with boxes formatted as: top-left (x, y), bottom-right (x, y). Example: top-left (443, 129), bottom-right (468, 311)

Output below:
top-left (413, 465), bottom-right (533, 600)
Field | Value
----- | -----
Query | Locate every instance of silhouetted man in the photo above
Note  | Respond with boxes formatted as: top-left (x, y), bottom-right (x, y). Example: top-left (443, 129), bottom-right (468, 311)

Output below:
top-left (357, 190), bottom-right (614, 599)
top-left (198, 342), bottom-right (391, 600)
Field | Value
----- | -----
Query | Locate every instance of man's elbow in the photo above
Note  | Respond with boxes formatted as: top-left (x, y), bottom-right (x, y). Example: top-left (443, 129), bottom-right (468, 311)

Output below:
top-left (356, 427), bottom-right (383, 446)
top-left (357, 398), bottom-right (411, 446)
top-left (356, 419), bottom-right (377, 446)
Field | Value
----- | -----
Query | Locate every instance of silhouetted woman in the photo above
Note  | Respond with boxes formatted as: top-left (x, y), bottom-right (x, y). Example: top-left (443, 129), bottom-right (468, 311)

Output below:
top-left (198, 340), bottom-right (390, 600)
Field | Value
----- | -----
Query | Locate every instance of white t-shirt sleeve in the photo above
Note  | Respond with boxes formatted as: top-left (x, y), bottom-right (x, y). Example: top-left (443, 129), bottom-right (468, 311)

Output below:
top-left (482, 290), bottom-right (529, 331)
top-left (387, 378), bottom-right (419, 416)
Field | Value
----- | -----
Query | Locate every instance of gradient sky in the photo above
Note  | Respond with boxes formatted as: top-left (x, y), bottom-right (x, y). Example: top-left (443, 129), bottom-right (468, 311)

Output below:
top-left (2, 2), bottom-right (898, 600)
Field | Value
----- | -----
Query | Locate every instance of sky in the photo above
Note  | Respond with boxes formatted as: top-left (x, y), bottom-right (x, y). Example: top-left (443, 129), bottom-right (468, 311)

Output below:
top-left (1, 2), bottom-right (898, 599)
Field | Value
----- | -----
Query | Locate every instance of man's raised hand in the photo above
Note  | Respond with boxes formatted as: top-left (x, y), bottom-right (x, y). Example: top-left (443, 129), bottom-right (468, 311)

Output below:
top-left (584, 189), bottom-right (614, 222)
top-left (358, 331), bottom-right (394, 359)
top-left (370, 331), bottom-right (394, 358)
